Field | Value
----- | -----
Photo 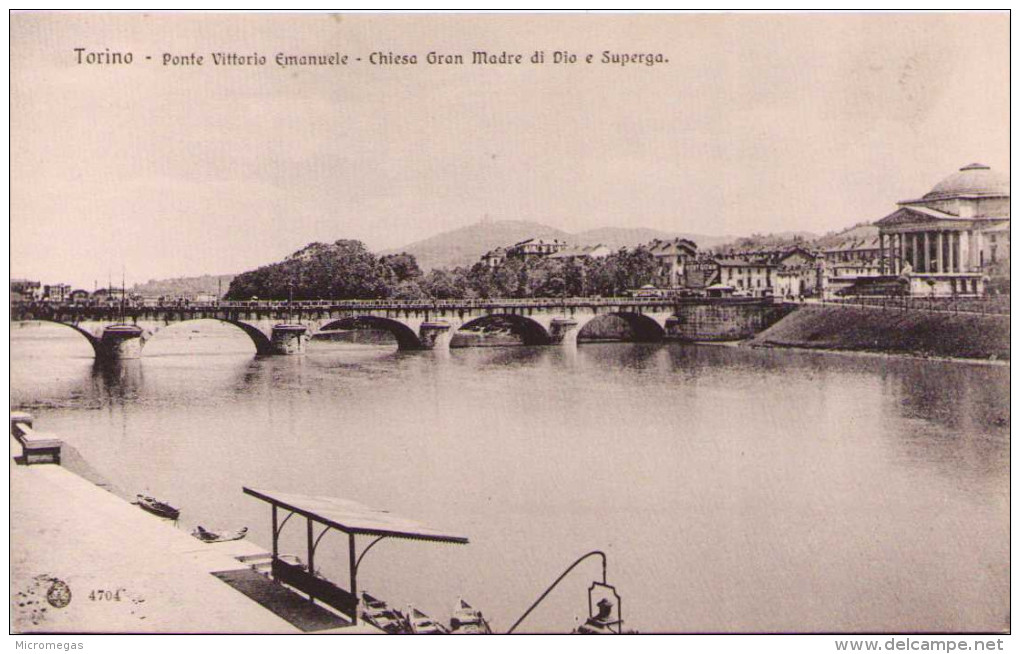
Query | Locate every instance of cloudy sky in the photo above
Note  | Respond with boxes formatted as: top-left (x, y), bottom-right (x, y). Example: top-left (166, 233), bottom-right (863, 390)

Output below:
top-left (10, 12), bottom-right (1009, 289)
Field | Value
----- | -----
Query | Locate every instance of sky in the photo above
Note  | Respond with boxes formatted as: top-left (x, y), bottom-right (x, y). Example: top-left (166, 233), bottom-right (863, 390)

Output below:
top-left (10, 12), bottom-right (1010, 289)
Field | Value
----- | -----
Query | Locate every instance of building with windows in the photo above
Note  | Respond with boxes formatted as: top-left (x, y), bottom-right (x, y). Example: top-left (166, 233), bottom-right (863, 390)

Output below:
top-left (646, 238), bottom-right (698, 288)
top-left (43, 283), bottom-right (72, 302)
top-left (507, 237), bottom-right (568, 261)
top-left (547, 243), bottom-right (612, 263)
top-left (10, 279), bottom-right (41, 302)
top-left (875, 163), bottom-right (1009, 296)
top-left (714, 258), bottom-right (775, 297)
top-left (69, 289), bottom-right (91, 303)
top-left (817, 224), bottom-right (882, 280)
top-left (480, 246), bottom-right (508, 269)
top-left (773, 248), bottom-right (824, 299)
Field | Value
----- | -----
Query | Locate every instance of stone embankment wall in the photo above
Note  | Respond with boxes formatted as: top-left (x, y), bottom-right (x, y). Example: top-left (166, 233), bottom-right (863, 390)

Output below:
top-left (749, 305), bottom-right (1010, 361)
top-left (667, 302), bottom-right (796, 342)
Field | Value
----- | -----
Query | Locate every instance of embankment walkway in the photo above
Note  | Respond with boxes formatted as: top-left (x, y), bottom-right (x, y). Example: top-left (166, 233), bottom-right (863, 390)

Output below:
top-left (10, 447), bottom-right (379, 633)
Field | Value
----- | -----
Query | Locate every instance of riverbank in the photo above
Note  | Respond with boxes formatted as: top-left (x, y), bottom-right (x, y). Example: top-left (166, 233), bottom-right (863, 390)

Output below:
top-left (10, 436), bottom-right (380, 633)
top-left (748, 304), bottom-right (1010, 361)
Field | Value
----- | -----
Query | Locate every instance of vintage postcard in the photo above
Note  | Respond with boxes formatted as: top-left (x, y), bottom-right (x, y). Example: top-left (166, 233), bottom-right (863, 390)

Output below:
top-left (8, 11), bottom-right (1009, 645)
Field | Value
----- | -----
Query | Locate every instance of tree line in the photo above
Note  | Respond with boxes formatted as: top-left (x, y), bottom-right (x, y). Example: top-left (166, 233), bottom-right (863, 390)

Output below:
top-left (225, 239), bottom-right (660, 301)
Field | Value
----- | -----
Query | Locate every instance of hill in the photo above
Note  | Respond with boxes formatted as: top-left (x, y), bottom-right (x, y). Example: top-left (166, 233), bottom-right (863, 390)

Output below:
top-left (380, 220), bottom-right (571, 271)
top-left (130, 274), bottom-right (235, 299)
top-left (384, 220), bottom-right (736, 271)
top-left (812, 223), bottom-right (879, 250)
top-left (711, 231), bottom-right (819, 253)
top-left (573, 227), bottom-right (733, 252)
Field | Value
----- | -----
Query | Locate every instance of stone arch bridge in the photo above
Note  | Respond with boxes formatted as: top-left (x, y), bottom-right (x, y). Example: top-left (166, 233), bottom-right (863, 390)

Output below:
top-left (11, 298), bottom-right (791, 362)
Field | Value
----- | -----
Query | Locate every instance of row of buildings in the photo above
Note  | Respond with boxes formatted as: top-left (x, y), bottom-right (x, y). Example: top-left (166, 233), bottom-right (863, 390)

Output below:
top-left (10, 281), bottom-right (220, 306)
top-left (476, 163), bottom-right (1010, 298)
top-left (10, 280), bottom-right (74, 303)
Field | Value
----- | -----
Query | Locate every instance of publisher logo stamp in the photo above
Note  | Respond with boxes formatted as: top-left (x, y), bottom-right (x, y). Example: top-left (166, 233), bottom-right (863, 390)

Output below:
top-left (46, 579), bottom-right (72, 609)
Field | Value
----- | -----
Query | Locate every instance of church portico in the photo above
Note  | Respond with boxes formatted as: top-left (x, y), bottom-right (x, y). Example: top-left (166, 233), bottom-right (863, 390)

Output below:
top-left (876, 164), bottom-right (1009, 297)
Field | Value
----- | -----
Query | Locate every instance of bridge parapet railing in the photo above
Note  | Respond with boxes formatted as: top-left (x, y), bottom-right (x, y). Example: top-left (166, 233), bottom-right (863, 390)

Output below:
top-left (820, 296), bottom-right (1010, 316)
top-left (11, 295), bottom-right (775, 317)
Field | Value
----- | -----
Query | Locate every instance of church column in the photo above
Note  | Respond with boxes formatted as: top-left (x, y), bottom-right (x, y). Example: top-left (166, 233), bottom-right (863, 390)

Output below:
top-left (958, 229), bottom-right (966, 273)
top-left (878, 233), bottom-right (886, 274)
top-left (911, 233), bottom-right (919, 270)
top-left (898, 233), bottom-right (906, 274)
top-left (922, 232), bottom-right (930, 273)
top-left (936, 231), bottom-right (944, 273)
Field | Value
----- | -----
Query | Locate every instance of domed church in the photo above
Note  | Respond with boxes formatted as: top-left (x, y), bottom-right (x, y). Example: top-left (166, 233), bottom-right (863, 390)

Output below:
top-left (876, 163), bottom-right (1009, 296)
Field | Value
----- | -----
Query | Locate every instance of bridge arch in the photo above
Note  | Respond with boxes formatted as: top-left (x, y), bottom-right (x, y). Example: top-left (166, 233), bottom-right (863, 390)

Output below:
top-left (319, 316), bottom-right (424, 351)
top-left (121, 318), bottom-right (276, 356)
top-left (577, 312), bottom-right (666, 343)
top-left (457, 313), bottom-right (552, 346)
top-left (22, 319), bottom-right (102, 355)
top-left (218, 320), bottom-right (275, 355)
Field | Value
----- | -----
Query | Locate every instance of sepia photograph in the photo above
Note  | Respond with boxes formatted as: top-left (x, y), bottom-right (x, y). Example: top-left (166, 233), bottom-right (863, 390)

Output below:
top-left (8, 10), bottom-right (1010, 646)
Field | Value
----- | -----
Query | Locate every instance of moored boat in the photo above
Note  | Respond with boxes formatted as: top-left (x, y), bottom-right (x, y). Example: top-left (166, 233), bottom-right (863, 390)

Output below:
top-left (135, 494), bottom-right (180, 521)
top-left (449, 598), bottom-right (492, 634)
top-left (406, 606), bottom-right (448, 634)
top-left (191, 525), bottom-right (248, 543)
top-left (361, 593), bottom-right (410, 634)
top-left (572, 597), bottom-right (621, 634)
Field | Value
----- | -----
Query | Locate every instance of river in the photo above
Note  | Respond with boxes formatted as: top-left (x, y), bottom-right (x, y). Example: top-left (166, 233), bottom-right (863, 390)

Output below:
top-left (9, 321), bottom-right (1010, 633)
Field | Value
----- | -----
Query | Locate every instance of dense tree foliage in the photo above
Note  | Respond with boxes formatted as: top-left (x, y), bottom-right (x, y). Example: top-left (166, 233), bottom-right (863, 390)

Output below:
top-left (466, 248), bottom-right (657, 298)
top-left (226, 240), bottom-right (417, 300)
top-left (226, 240), bottom-right (659, 301)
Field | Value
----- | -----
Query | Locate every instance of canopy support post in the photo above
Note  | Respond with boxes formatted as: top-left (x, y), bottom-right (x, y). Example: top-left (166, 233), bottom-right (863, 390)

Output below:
top-left (349, 532), bottom-right (358, 624)
top-left (271, 505), bottom-right (278, 559)
top-left (306, 518), bottom-right (315, 604)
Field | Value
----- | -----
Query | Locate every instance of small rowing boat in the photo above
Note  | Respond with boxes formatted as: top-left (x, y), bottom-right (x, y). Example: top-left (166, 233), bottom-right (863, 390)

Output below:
top-left (135, 495), bottom-right (180, 521)
top-left (406, 606), bottom-right (448, 634)
top-left (361, 593), bottom-right (410, 634)
top-left (572, 597), bottom-right (621, 634)
top-left (449, 598), bottom-right (492, 634)
top-left (191, 525), bottom-right (248, 543)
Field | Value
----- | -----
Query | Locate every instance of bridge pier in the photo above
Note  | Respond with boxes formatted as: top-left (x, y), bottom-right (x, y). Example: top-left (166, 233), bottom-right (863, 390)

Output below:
top-left (269, 324), bottom-right (308, 355)
top-left (97, 325), bottom-right (146, 361)
top-left (418, 321), bottom-right (453, 350)
top-left (546, 317), bottom-right (580, 345)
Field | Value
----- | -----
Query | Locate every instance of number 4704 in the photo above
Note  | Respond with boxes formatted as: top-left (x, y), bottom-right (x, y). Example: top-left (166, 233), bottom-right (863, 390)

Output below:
top-left (89, 589), bottom-right (124, 601)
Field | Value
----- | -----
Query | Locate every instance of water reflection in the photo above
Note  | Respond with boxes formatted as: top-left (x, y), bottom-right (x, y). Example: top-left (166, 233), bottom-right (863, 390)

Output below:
top-left (9, 328), bottom-right (1010, 633)
top-left (90, 359), bottom-right (145, 403)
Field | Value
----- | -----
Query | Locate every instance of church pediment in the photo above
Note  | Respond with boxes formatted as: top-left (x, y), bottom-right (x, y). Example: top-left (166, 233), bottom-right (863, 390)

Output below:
top-left (875, 206), bottom-right (963, 228)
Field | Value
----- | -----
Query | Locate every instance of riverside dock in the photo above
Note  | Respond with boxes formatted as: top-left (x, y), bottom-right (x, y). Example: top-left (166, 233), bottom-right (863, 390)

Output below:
top-left (10, 420), bottom-right (382, 634)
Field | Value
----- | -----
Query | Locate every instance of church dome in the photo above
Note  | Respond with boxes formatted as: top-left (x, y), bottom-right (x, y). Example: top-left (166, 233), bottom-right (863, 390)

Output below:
top-left (923, 163), bottom-right (1010, 200)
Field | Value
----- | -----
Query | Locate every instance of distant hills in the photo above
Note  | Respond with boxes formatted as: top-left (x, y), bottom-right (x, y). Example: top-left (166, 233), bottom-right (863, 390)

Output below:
top-left (381, 219), bottom-right (736, 271)
top-left (128, 220), bottom-right (876, 296)
top-left (812, 223), bottom-right (879, 250)
top-left (573, 227), bottom-right (733, 252)
top-left (380, 220), bottom-right (569, 272)
top-left (129, 274), bottom-right (234, 298)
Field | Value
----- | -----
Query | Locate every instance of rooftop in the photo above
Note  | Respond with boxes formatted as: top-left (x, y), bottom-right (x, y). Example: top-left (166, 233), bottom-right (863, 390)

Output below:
top-left (922, 163), bottom-right (1010, 201)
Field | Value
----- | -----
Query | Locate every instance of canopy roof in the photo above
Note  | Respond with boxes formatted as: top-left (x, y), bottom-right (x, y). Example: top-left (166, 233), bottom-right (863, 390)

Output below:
top-left (243, 487), bottom-right (469, 544)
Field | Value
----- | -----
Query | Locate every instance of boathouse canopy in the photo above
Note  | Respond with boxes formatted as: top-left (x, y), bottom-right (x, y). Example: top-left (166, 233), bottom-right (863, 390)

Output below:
top-left (243, 487), bottom-right (468, 626)
top-left (243, 487), bottom-right (469, 543)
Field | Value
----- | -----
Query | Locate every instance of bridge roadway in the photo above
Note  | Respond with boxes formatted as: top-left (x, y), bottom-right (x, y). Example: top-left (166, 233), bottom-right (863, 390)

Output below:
top-left (10, 297), bottom-right (785, 361)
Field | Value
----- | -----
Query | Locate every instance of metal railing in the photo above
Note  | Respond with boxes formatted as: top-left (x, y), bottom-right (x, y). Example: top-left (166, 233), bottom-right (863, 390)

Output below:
top-left (11, 295), bottom-right (775, 315)
top-left (819, 295), bottom-right (1010, 316)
